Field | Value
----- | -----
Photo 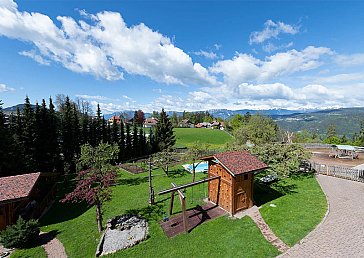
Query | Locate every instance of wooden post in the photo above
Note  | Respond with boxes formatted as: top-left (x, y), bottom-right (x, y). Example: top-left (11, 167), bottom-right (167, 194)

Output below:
top-left (171, 182), bottom-right (188, 233)
top-left (148, 156), bottom-right (155, 205)
top-left (169, 191), bottom-right (175, 216)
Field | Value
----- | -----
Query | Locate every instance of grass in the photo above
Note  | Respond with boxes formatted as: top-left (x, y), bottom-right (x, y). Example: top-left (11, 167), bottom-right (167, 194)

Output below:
top-left (257, 174), bottom-right (327, 246)
top-left (174, 128), bottom-right (232, 148)
top-left (11, 246), bottom-right (47, 258)
top-left (39, 166), bottom-right (278, 258)
top-left (19, 166), bottom-right (326, 257)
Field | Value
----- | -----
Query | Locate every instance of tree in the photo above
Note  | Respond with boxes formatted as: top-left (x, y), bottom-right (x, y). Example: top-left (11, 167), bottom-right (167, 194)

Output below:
top-left (125, 123), bottom-right (132, 160)
top-left (154, 108), bottom-right (176, 151)
top-left (231, 114), bottom-right (278, 146)
top-left (153, 150), bottom-right (175, 176)
top-left (119, 121), bottom-right (125, 161)
top-left (22, 96), bottom-right (36, 171)
top-left (326, 124), bottom-right (337, 138)
top-left (186, 141), bottom-right (211, 182)
top-left (171, 112), bottom-right (178, 126)
top-left (247, 143), bottom-right (311, 178)
top-left (0, 100), bottom-right (11, 176)
top-left (62, 142), bottom-right (119, 232)
top-left (132, 124), bottom-right (139, 157)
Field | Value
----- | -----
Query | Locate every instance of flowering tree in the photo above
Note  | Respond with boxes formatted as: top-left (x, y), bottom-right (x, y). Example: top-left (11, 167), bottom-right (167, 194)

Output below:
top-left (62, 142), bottom-right (119, 232)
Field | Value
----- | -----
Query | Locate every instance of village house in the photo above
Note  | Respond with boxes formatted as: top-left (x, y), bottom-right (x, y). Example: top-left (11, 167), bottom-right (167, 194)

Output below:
top-left (0, 172), bottom-right (56, 230)
top-left (107, 115), bottom-right (122, 124)
top-left (179, 119), bottom-right (194, 128)
top-left (143, 117), bottom-right (158, 128)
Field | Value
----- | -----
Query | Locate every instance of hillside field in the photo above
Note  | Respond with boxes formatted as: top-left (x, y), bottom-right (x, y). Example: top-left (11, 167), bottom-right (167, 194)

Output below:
top-left (173, 128), bottom-right (232, 148)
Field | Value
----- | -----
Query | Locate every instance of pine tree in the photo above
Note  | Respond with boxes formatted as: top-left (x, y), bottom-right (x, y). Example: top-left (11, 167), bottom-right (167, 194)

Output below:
top-left (61, 96), bottom-right (75, 173)
top-left (125, 123), bottom-right (132, 160)
top-left (22, 96), bottom-right (36, 171)
top-left (154, 108), bottom-right (176, 151)
top-left (111, 118), bottom-right (118, 144)
top-left (138, 127), bottom-right (145, 156)
top-left (0, 100), bottom-right (10, 176)
top-left (119, 121), bottom-right (125, 161)
top-left (48, 97), bottom-right (59, 172)
top-left (102, 116), bottom-right (107, 143)
top-left (95, 104), bottom-right (102, 145)
top-left (132, 125), bottom-right (139, 157)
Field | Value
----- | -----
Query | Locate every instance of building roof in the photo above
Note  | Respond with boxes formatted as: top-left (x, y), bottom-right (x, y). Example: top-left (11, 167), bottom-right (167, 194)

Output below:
top-left (144, 117), bottom-right (158, 125)
top-left (0, 172), bottom-right (41, 204)
top-left (201, 150), bottom-right (268, 176)
top-left (332, 145), bottom-right (356, 151)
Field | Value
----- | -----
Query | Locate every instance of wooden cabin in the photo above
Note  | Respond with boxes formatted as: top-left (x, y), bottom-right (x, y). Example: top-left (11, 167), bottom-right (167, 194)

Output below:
top-left (0, 172), bottom-right (56, 230)
top-left (201, 150), bottom-right (268, 215)
top-left (329, 145), bottom-right (359, 159)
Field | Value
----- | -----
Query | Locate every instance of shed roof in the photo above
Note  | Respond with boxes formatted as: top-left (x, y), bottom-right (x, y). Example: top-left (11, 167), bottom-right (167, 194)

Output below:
top-left (201, 150), bottom-right (268, 176)
top-left (0, 172), bottom-right (41, 204)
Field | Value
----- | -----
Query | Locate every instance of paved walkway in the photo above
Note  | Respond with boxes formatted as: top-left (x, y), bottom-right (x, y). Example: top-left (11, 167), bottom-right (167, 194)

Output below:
top-left (281, 174), bottom-right (364, 257)
top-left (39, 231), bottom-right (67, 258)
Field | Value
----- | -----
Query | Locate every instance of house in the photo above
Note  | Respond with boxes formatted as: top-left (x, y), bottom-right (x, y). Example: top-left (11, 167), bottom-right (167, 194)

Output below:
top-left (179, 119), bottom-right (194, 128)
top-left (201, 150), bottom-right (268, 215)
top-left (143, 117), bottom-right (158, 128)
top-left (108, 115), bottom-right (121, 124)
top-left (0, 172), bottom-right (56, 230)
top-left (195, 122), bottom-right (211, 128)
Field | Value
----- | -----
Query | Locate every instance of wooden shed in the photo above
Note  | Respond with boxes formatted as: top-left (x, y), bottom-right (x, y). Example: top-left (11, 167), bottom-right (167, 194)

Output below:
top-left (201, 150), bottom-right (268, 215)
top-left (0, 172), bottom-right (56, 230)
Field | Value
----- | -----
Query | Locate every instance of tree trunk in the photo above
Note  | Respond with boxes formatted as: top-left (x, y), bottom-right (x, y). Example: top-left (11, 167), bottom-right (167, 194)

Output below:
top-left (96, 202), bottom-right (103, 233)
top-left (192, 158), bottom-right (196, 182)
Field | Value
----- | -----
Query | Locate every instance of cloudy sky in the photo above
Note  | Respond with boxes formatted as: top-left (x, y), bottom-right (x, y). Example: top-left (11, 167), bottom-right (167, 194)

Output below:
top-left (1, 0), bottom-right (364, 113)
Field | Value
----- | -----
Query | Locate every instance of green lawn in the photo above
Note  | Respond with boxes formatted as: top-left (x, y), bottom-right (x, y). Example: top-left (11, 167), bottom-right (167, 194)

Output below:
top-left (257, 174), bottom-right (327, 246)
top-left (11, 246), bottom-right (46, 258)
top-left (174, 128), bottom-right (232, 148)
top-left (39, 166), bottom-right (278, 258)
top-left (18, 167), bottom-right (326, 258)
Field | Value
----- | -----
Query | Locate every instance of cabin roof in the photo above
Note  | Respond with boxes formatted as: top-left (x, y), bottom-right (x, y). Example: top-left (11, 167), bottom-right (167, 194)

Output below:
top-left (0, 172), bottom-right (41, 204)
top-left (201, 150), bottom-right (268, 176)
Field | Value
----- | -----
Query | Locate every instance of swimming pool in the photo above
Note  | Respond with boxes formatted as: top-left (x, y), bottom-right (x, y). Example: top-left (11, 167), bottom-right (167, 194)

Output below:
top-left (182, 161), bottom-right (208, 173)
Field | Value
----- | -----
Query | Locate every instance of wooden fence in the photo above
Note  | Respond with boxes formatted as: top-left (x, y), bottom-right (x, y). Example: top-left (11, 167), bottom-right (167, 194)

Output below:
top-left (300, 143), bottom-right (332, 149)
top-left (310, 161), bottom-right (364, 183)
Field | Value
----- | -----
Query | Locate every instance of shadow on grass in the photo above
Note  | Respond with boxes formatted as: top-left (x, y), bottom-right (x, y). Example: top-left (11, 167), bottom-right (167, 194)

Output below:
top-left (254, 179), bottom-right (298, 207)
top-left (38, 230), bottom-right (60, 246)
top-left (125, 204), bottom-right (164, 222)
top-left (167, 168), bottom-right (189, 178)
top-left (116, 176), bottom-right (149, 186)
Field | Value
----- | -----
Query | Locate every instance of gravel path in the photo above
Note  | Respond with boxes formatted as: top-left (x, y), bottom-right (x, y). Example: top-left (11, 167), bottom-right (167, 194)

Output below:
top-left (39, 231), bottom-right (67, 258)
top-left (281, 174), bottom-right (364, 257)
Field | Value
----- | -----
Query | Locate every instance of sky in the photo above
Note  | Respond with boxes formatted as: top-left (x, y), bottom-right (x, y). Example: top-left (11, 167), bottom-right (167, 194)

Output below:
top-left (1, 0), bottom-right (364, 113)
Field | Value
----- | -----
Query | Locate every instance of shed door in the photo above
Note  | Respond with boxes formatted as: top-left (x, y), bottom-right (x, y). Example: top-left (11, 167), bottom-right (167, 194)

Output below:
top-left (208, 178), bottom-right (219, 204)
top-left (235, 186), bottom-right (247, 211)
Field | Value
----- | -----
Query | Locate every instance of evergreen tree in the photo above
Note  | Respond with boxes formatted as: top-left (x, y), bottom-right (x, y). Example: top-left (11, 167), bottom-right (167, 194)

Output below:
top-left (72, 103), bottom-right (80, 155)
top-left (0, 100), bottom-right (10, 176)
top-left (61, 96), bottom-right (75, 173)
top-left (22, 96), bottom-right (36, 171)
top-left (48, 97), bottom-right (59, 172)
top-left (119, 121), bottom-right (125, 161)
top-left (111, 118), bottom-right (118, 144)
top-left (102, 116), bottom-right (107, 143)
top-left (95, 104), bottom-right (102, 145)
top-left (132, 125), bottom-right (139, 157)
top-left (138, 127), bottom-right (145, 156)
top-left (125, 123), bottom-right (132, 160)
top-left (154, 108), bottom-right (176, 151)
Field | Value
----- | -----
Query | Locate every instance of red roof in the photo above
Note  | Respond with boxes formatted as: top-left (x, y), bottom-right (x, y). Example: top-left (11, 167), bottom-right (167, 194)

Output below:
top-left (201, 150), bottom-right (268, 176)
top-left (0, 172), bottom-right (41, 203)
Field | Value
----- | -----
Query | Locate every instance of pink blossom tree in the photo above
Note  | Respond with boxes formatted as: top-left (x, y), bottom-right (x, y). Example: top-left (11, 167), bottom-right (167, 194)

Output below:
top-left (62, 142), bottom-right (119, 232)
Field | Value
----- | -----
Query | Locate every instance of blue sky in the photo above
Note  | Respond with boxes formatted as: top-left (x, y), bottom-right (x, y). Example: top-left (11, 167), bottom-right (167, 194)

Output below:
top-left (1, 0), bottom-right (364, 113)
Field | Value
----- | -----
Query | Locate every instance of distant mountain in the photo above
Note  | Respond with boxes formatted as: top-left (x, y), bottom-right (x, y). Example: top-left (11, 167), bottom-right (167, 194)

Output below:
top-left (275, 107), bottom-right (364, 136)
top-left (3, 104), bottom-right (36, 115)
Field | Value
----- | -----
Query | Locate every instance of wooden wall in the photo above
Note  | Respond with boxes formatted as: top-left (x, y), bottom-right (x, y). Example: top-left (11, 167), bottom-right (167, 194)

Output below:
top-left (0, 202), bottom-right (17, 230)
top-left (208, 160), bottom-right (254, 215)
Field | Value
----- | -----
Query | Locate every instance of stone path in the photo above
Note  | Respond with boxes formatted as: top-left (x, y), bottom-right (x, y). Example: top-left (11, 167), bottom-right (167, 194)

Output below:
top-left (39, 232), bottom-right (67, 258)
top-left (281, 174), bottom-right (364, 257)
top-left (237, 206), bottom-right (289, 253)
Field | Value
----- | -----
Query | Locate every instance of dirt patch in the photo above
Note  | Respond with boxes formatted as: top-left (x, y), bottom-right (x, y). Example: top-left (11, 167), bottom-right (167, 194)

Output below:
top-left (309, 148), bottom-right (364, 168)
top-left (118, 164), bottom-right (145, 174)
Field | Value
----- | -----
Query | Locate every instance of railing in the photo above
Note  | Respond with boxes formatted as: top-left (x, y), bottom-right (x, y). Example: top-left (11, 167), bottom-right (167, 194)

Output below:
top-left (300, 143), bottom-right (332, 149)
top-left (310, 161), bottom-right (364, 183)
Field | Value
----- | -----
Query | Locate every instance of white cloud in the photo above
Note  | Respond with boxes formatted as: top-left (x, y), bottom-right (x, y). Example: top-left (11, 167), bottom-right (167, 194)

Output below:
top-left (313, 73), bottom-right (364, 84)
top-left (249, 20), bottom-right (299, 45)
top-left (19, 50), bottom-right (50, 65)
top-left (0, 83), bottom-right (15, 92)
top-left (335, 53), bottom-right (364, 66)
top-left (193, 50), bottom-right (218, 59)
top-left (0, 0), bottom-right (218, 86)
top-left (262, 42), bottom-right (293, 53)
top-left (75, 94), bottom-right (112, 101)
top-left (210, 46), bottom-right (332, 86)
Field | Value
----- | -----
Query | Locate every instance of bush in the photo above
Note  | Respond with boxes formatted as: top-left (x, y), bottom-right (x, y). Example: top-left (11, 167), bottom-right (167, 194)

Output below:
top-left (0, 217), bottom-right (40, 248)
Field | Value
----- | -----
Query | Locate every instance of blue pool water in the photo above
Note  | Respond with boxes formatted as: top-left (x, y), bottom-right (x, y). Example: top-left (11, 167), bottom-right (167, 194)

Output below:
top-left (184, 161), bottom-right (208, 172)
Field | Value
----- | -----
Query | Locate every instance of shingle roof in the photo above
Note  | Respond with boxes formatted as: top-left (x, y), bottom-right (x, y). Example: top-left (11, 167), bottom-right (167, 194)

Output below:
top-left (201, 150), bottom-right (268, 176)
top-left (0, 172), bottom-right (41, 203)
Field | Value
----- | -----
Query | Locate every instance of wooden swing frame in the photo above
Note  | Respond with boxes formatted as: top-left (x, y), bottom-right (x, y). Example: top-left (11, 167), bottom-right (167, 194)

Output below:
top-left (158, 176), bottom-right (220, 233)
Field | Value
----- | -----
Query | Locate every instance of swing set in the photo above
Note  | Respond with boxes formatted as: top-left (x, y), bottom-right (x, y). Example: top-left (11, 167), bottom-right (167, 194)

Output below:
top-left (158, 175), bottom-right (220, 233)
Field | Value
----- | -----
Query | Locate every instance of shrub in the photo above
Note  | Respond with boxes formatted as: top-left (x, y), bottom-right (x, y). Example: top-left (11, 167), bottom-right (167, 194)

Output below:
top-left (0, 217), bottom-right (40, 248)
